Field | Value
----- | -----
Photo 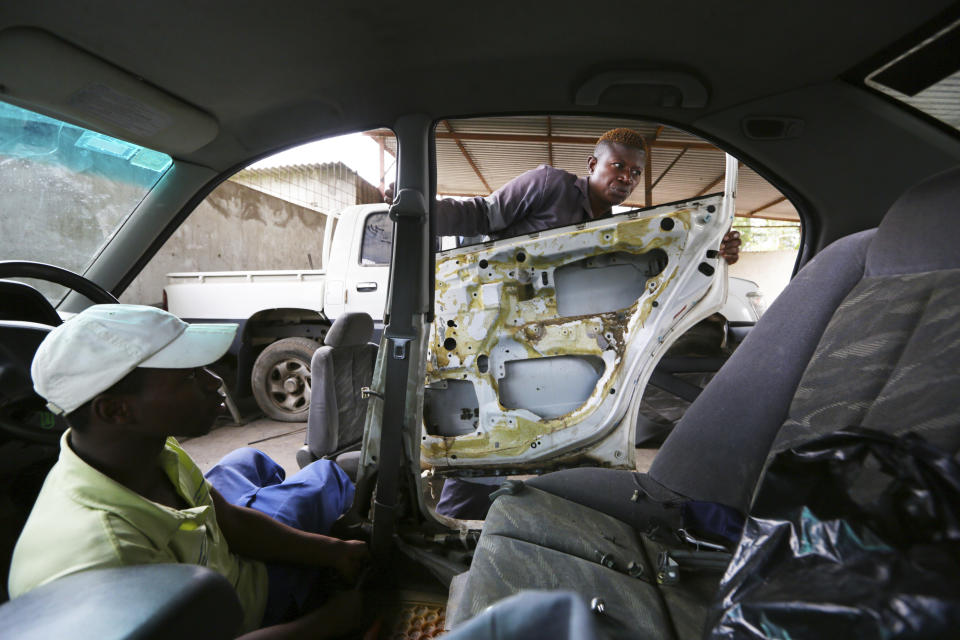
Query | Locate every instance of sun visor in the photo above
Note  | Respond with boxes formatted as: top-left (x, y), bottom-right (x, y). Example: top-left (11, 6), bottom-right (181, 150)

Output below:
top-left (0, 27), bottom-right (218, 155)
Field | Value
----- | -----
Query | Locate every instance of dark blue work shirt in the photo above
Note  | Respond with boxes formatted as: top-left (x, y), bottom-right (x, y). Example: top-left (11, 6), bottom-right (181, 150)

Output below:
top-left (434, 165), bottom-right (597, 240)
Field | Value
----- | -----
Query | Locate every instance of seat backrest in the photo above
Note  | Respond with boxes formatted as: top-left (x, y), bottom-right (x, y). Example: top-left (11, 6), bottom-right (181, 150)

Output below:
top-left (304, 312), bottom-right (377, 458)
top-left (650, 166), bottom-right (960, 512)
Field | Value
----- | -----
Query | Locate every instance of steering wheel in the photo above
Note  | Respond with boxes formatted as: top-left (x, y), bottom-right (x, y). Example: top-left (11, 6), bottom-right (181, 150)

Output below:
top-left (0, 260), bottom-right (118, 308)
top-left (0, 261), bottom-right (118, 443)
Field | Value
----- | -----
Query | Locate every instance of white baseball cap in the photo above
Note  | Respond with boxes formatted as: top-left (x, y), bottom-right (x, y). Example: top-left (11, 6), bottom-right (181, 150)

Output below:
top-left (31, 304), bottom-right (238, 416)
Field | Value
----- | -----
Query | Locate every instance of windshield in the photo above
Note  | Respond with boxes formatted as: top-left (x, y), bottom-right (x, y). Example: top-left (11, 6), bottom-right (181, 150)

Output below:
top-left (0, 100), bottom-right (172, 303)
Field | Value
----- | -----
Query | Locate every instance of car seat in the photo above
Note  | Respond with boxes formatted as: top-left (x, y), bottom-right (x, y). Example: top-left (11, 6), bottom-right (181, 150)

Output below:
top-left (296, 312), bottom-right (377, 479)
top-left (446, 166), bottom-right (960, 635)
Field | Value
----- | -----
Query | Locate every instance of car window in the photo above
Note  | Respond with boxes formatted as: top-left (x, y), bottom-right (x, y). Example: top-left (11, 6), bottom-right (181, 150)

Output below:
top-left (0, 100), bottom-right (172, 303)
top-left (431, 115), bottom-right (801, 305)
top-left (420, 116), bottom-right (801, 520)
top-left (359, 212), bottom-right (393, 265)
top-left (120, 129), bottom-right (395, 307)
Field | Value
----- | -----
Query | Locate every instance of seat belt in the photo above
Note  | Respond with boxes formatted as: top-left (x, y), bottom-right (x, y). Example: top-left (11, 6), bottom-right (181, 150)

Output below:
top-left (371, 186), bottom-right (429, 560)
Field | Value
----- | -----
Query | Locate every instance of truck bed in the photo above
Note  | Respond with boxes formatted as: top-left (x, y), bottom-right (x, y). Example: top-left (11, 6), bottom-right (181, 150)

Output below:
top-left (165, 270), bottom-right (326, 320)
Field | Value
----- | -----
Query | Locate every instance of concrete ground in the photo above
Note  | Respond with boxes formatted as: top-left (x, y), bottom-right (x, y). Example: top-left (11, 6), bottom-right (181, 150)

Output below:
top-left (181, 416), bottom-right (304, 476)
top-left (181, 413), bottom-right (659, 477)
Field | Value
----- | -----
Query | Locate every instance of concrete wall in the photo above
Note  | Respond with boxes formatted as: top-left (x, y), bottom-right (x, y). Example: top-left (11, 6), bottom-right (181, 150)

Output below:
top-left (729, 249), bottom-right (796, 305)
top-left (121, 180), bottom-right (329, 306)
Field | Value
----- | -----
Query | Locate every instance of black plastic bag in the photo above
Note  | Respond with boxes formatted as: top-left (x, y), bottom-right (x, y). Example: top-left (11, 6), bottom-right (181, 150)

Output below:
top-left (706, 428), bottom-right (960, 639)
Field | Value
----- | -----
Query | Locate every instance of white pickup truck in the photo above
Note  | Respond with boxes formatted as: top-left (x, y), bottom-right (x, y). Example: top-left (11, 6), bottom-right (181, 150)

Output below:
top-left (165, 201), bottom-right (764, 422)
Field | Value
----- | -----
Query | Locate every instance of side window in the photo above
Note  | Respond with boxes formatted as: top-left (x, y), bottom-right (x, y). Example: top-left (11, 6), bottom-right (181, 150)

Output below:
top-left (433, 116), bottom-right (801, 306)
top-left (360, 212), bottom-right (393, 265)
top-left (423, 116), bottom-right (804, 499)
top-left (119, 128), bottom-right (395, 425)
top-left (121, 129), bottom-right (395, 306)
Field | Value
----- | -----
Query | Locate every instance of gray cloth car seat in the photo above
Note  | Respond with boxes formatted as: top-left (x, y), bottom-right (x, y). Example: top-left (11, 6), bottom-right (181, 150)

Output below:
top-left (297, 312), bottom-right (377, 475)
top-left (447, 166), bottom-right (960, 634)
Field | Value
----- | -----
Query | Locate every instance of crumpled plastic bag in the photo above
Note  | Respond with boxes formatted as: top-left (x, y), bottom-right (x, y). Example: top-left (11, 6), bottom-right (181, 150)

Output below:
top-left (706, 428), bottom-right (960, 639)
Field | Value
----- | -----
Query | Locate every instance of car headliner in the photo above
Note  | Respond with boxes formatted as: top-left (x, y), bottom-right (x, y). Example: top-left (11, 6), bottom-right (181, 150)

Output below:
top-left (2, 1), bottom-right (960, 258)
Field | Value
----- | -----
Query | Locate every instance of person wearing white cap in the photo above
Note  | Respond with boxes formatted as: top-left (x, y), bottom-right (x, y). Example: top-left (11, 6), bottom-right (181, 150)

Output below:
top-left (8, 304), bottom-right (369, 638)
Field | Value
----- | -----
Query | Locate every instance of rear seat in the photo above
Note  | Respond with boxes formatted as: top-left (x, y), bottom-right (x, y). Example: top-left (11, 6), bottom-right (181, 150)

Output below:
top-left (447, 166), bottom-right (960, 635)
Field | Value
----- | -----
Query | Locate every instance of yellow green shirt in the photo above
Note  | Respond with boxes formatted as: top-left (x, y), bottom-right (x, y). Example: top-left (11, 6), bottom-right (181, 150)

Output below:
top-left (8, 431), bottom-right (267, 633)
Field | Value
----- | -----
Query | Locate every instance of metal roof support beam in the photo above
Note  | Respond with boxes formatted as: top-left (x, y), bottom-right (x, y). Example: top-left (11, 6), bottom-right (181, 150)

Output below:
top-left (363, 131), bottom-right (397, 158)
top-left (366, 128), bottom-right (717, 151)
top-left (744, 195), bottom-right (788, 216)
top-left (547, 116), bottom-right (554, 167)
top-left (696, 161), bottom-right (742, 196)
top-left (734, 212), bottom-right (799, 223)
top-left (651, 147), bottom-right (688, 190)
top-left (432, 131), bottom-right (716, 151)
top-left (442, 120), bottom-right (492, 194)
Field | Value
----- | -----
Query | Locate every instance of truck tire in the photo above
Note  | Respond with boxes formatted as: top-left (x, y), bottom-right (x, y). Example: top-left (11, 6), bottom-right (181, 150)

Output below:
top-left (251, 337), bottom-right (319, 422)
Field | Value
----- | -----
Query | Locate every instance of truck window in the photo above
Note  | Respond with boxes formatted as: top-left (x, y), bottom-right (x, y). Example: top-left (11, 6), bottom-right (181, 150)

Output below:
top-left (360, 212), bottom-right (393, 265)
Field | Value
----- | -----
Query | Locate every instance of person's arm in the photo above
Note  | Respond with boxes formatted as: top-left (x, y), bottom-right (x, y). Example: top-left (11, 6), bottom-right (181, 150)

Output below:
top-left (433, 196), bottom-right (496, 237)
top-left (209, 486), bottom-right (368, 581)
top-left (433, 166), bottom-right (549, 237)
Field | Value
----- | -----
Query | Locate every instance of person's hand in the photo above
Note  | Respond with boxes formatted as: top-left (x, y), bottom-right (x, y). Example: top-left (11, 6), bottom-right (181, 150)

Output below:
top-left (383, 182), bottom-right (395, 203)
top-left (720, 230), bottom-right (741, 265)
top-left (332, 539), bottom-right (370, 584)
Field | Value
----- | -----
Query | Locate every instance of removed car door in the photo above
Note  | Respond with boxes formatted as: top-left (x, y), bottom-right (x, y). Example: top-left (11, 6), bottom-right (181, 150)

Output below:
top-left (422, 158), bottom-right (736, 472)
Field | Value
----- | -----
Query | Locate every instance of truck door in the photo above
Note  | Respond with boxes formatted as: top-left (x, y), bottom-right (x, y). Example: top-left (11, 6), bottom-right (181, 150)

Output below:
top-left (326, 205), bottom-right (392, 330)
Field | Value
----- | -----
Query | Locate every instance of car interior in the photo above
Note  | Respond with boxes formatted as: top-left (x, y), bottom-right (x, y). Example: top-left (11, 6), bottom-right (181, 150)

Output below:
top-left (1, 2), bottom-right (960, 638)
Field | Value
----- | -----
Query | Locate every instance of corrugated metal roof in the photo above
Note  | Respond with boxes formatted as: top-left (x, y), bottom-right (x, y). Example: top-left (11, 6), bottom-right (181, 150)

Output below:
top-left (375, 116), bottom-right (800, 221)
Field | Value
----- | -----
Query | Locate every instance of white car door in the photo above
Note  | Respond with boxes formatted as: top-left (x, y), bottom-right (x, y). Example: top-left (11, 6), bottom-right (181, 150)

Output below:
top-left (421, 157), bottom-right (737, 473)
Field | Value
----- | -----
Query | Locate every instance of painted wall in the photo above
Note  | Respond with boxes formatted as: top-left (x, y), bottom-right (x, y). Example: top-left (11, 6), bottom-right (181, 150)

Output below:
top-left (729, 249), bottom-right (796, 306)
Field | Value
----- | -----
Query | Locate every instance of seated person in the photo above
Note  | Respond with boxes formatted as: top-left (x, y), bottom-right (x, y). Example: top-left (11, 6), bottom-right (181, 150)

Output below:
top-left (8, 304), bottom-right (369, 639)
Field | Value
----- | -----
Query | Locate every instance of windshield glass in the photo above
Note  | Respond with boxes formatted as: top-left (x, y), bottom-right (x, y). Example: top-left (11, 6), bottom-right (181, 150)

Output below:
top-left (0, 100), bottom-right (172, 303)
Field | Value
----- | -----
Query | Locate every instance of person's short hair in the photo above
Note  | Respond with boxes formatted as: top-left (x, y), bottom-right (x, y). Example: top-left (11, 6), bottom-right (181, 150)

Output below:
top-left (595, 128), bottom-right (646, 156)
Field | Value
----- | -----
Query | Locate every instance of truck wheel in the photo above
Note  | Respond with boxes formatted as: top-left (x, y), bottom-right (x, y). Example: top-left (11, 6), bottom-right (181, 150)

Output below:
top-left (251, 337), bottom-right (318, 422)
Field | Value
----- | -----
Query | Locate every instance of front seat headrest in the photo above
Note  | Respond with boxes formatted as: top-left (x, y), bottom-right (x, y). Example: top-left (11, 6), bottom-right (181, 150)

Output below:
top-left (867, 166), bottom-right (960, 277)
top-left (324, 312), bottom-right (374, 348)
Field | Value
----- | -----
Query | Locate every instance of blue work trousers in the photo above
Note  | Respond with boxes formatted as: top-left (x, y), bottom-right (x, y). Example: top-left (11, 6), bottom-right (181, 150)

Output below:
top-left (204, 448), bottom-right (354, 626)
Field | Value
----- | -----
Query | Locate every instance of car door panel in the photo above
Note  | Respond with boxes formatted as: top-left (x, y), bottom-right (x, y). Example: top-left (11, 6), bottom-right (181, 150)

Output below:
top-left (422, 188), bottom-right (732, 472)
